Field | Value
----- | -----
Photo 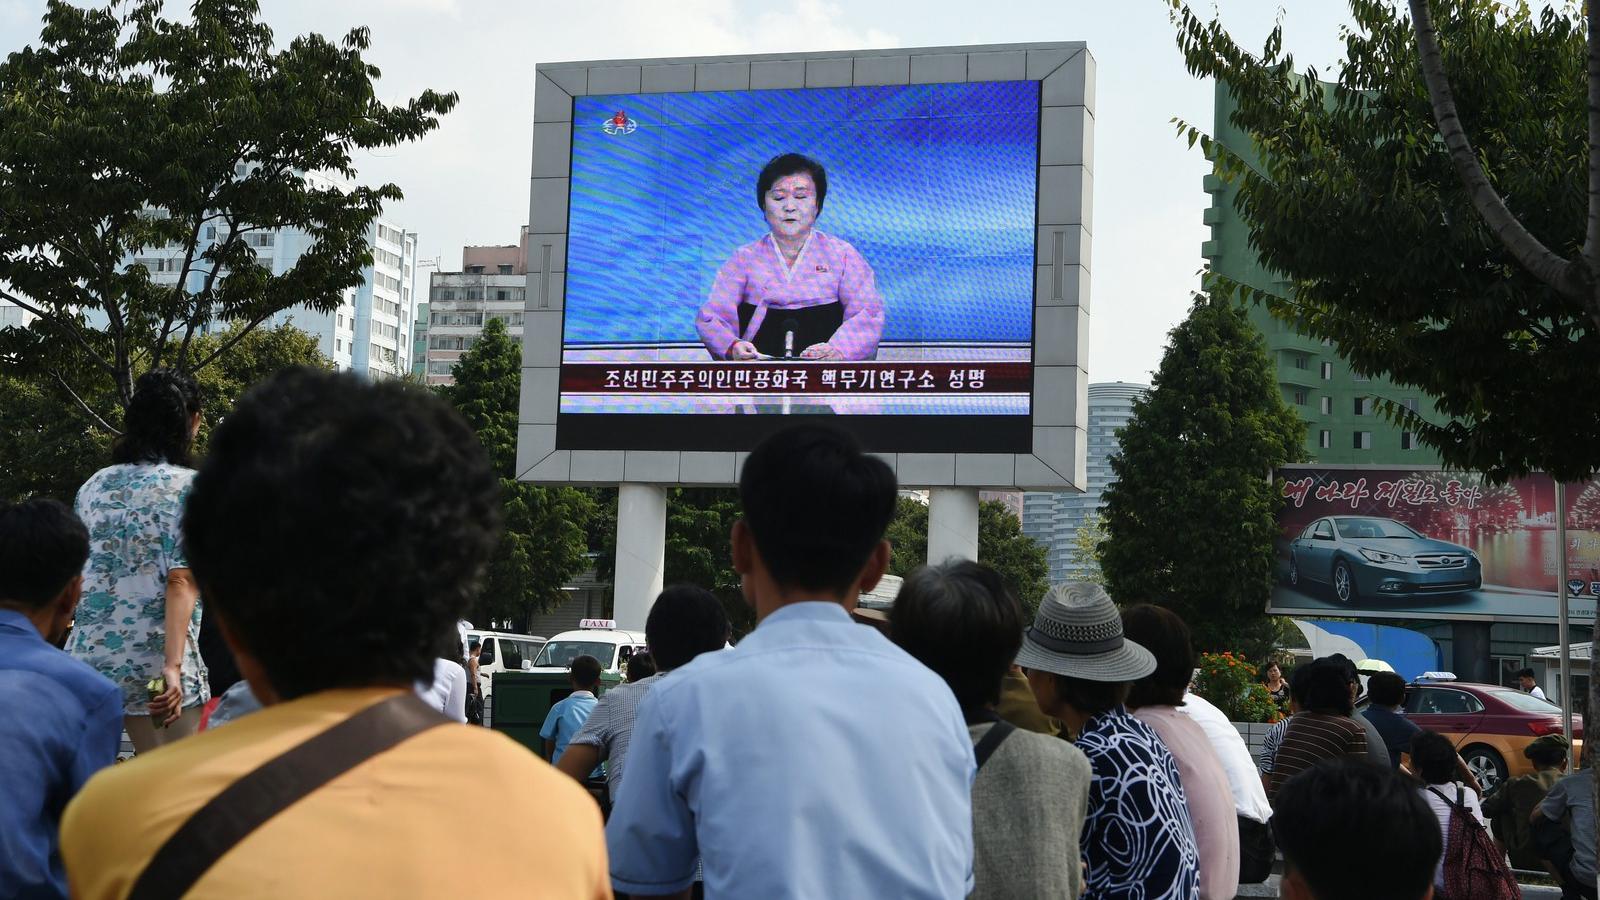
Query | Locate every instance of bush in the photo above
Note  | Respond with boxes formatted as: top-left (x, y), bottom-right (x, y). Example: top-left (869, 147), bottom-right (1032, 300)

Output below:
top-left (1192, 651), bottom-right (1280, 723)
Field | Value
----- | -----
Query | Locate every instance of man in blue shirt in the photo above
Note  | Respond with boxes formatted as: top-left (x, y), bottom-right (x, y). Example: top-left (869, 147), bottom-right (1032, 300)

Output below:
top-left (1360, 671), bottom-right (1421, 770)
top-left (0, 499), bottom-right (122, 899)
top-left (542, 655), bottom-right (601, 775)
top-left (606, 426), bottom-right (975, 899)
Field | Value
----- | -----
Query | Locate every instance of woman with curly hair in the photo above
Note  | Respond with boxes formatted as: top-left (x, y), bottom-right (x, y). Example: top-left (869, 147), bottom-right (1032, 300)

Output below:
top-left (68, 369), bottom-right (209, 752)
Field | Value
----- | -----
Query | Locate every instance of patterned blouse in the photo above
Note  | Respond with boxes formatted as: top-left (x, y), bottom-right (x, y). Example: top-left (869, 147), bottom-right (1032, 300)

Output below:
top-left (1076, 705), bottom-right (1201, 900)
top-left (68, 463), bottom-right (209, 715)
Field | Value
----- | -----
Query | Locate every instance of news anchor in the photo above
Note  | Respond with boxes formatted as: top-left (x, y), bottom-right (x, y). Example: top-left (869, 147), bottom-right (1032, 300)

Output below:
top-left (696, 153), bottom-right (885, 361)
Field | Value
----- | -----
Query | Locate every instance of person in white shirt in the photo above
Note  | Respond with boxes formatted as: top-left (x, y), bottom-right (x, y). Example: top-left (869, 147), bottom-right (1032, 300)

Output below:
top-left (1518, 667), bottom-right (1548, 701)
top-left (416, 657), bottom-right (467, 722)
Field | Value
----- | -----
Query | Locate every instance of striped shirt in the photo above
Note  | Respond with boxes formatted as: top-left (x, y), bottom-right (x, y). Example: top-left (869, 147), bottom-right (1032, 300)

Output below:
top-left (568, 672), bottom-right (664, 796)
top-left (1266, 712), bottom-right (1368, 800)
top-left (1256, 717), bottom-right (1291, 775)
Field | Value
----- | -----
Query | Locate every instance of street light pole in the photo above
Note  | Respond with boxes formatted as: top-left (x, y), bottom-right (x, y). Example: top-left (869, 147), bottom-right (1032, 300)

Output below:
top-left (1557, 480), bottom-right (1575, 770)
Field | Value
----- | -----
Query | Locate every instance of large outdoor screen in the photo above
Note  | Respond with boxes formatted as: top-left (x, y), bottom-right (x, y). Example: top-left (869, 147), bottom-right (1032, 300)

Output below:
top-left (1269, 466), bottom-right (1599, 625)
top-left (557, 80), bottom-right (1040, 452)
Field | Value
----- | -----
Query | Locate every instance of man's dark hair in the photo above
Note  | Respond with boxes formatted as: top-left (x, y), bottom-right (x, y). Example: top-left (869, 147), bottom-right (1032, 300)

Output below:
top-left (1272, 759), bottom-right (1441, 900)
top-left (1120, 604), bottom-right (1195, 709)
top-left (626, 651), bottom-right (656, 682)
top-left (0, 499), bottom-right (89, 610)
top-left (645, 584), bottom-right (730, 670)
top-left (1050, 673), bottom-right (1130, 718)
top-left (569, 654), bottom-right (602, 688)
top-left (1366, 671), bottom-right (1406, 708)
top-left (1526, 739), bottom-right (1569, 769)
top-left (1304, 662), bottom-right (1354, 715)
top-left (1324, 653), bottom-right (1360, 685)
top-left (1289, 661), bottom-right (1318, 706)
top-left (1516, 667), bottom-right (1537, 680)
top-left (891, 560), bottom-right (1023, 719)
top-left (112, 369), bottom-right (202, 467)
top-left (1410, 730), bottom-right (1459, 785)
top-left (738, 425), bottom-right (897, 595)
top-left (182, 368), bottom-right (502, 701)
top-left (755, 153), bottom-right (828, 213)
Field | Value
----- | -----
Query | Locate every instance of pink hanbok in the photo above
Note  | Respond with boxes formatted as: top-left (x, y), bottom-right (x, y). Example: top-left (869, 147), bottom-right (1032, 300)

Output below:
top-left (696, 230), bottom-right (884, 360)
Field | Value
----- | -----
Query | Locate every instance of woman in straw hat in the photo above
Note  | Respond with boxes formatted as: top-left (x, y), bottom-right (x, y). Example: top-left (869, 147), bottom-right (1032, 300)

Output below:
top-left (1019, 583), bottom-right (1200, 900)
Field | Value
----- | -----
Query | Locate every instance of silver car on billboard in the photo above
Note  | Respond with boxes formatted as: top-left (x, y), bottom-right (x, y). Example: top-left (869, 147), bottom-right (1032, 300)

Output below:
top-left (1287, 515), bottom-right (1483, 603)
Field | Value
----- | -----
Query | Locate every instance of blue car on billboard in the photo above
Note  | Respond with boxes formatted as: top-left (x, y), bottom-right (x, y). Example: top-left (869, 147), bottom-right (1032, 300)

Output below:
top-left (1287, 515), bottom-right (1483, 604)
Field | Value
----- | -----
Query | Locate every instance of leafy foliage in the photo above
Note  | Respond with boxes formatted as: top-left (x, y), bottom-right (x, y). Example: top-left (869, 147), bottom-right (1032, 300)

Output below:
top-left (1099, 297), bottom-right (1305, 659)
top-left (1170, 0), bottom-right (1597, 481)
top-left (0, 0), bottom-right (455, 420)
top-left (885, 496), bottom-right (1051, 617)
top-left (439, 319), bottom-right (594, 628)
top-left (1192, 651), bottom-right (1282, 724)
top-left (1069, 513), bottom-right (1108, 586)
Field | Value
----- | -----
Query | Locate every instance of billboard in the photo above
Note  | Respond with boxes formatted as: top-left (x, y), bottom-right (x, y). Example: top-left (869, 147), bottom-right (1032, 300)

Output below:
top-left (559, 81), bottom-right (1037, 453)
top-left (516, 44), bottom-right (1093, 488)
top-left (1271, 465), bottom-right (1600, 625)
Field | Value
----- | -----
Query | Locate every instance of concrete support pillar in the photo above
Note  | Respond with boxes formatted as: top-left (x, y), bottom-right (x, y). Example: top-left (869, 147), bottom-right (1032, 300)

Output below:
top-left (613, 483), bottom-right (667, 631)
top-left (927, 487), bottom-right (980, 565)
top-left (1450, 621), bottom-right (1493, 685)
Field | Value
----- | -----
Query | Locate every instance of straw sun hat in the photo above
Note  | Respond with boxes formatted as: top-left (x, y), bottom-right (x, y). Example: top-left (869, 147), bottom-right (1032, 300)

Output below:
top-left (1014, 582), bottom-right (1155, 682)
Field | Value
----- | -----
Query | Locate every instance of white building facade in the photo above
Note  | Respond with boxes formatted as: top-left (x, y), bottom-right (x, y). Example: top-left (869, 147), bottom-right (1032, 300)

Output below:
top-left (124, 171), bottom-right (419, 379)
top-left (1022, 381), bottom-right (1149, 583)
top-left (423, 232), bottom-right (529, 386)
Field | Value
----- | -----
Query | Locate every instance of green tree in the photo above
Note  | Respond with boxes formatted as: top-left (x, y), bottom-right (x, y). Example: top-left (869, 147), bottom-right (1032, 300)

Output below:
top-left (440, 319), bottom-right (594, 629)
top-left (1069, 513), bottom-right (1108, 587)
top-left (0, 0), bottom-right (455, 422)
top-left (1171, 0), bottom-right (1596, 483)
top-left (1099, 296), bottom-right (1305, 658)
top-left (0, 321), bottom-right (328, 504)
top-left (885, 497), bottom-right (1051, 616)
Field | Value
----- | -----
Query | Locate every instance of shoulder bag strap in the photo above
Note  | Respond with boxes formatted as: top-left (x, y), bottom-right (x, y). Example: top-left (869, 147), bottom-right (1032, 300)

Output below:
top-left (974, 720), bottom-right (1017, 771)
top-left (128, 692), bottom-right (448, 900)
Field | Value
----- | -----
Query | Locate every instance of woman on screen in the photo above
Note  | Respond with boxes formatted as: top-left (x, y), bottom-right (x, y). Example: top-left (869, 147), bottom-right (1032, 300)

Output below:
top-left (696, 153), bottom-right (884, 361)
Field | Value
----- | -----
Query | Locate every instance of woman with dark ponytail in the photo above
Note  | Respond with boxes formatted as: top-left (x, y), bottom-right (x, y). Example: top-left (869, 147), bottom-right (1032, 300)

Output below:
top-left (67, 370), bottom-right (210, 752)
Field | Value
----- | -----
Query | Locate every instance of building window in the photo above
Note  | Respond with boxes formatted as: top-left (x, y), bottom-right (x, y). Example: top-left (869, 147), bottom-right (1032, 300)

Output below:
top-left (337, 313), bottom-right (343, 328)
top-left (1353, 397), bottom-right (1370, 416)
top-left (1320, 396), bottom-right (1332, 415)
top-left (1353, 431), bottom-right (1372, 450)
top-left (498, 264), bottom-right (514, 275)
top-left (1319, 430), bottom-right (1331, 449)
top-left (1353, 371), bottom-right (1370, 383)
top-left (1293, 354), bottom-right (1308, 370)
top-left (1401, 431), bottom-right (1415, 450)
top-left (1320, 362), bottom-right (1333, 380)
top-left (467, 265), bottom-right (484, 275)
top-left (1292, 389), bottom-right (1307, 406)
top-left (336, 338), bottom-right (342, 352)
top-left (1402, 397), bottom-right (1419, 412)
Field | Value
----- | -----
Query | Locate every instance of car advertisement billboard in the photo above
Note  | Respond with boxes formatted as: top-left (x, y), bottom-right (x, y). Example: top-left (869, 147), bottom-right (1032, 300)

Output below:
top-left (557, 80), bottom-right (1039, 452)
top-left (1271, 465), bottom-right (1600, 624)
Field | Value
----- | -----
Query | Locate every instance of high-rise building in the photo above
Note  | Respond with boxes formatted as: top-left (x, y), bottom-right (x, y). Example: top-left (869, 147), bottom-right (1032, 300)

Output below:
top-left (0, 300), bottom-right (34, 330)
top-left (422, 230), bottom-right (530, 386)
top-left (120, 171), bottom-right (419, 379)
top-left (1023, 382), bottom-right (1148, 584)
top-left (1204, 81), bottom-right (1439, 463)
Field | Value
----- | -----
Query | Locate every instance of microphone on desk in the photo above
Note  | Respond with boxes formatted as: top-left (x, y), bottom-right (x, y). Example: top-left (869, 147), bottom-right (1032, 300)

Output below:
top-left (782, 318), bottom-right (799, 359)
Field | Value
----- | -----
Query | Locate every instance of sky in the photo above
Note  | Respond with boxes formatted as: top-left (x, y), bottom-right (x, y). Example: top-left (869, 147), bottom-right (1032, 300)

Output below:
top-left (0, 0), bottom-right (1365, 383)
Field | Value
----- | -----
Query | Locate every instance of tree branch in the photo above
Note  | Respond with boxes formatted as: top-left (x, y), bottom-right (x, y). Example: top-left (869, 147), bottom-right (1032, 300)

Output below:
top-left (1408, 0), bottom-right (1587, 302)
top-left (48, 369), bottom-right (121, 435)
top-left (0, 287), bottom-right (119, 378)
top-left (189, 309), bottom-right (272, 373)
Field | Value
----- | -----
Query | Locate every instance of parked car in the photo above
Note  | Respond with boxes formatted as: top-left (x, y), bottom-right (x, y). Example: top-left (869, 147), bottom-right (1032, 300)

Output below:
top-left (1287, 515), bottom-right (1482, 604)
top-left (466, 630), bottom-right (548, 701)
top-left (1400, 680), bottom-right (1584, 793)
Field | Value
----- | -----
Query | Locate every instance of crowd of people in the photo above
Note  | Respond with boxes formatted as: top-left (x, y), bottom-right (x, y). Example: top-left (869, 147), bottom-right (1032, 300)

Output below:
top-left (0, 365), bottom-right (1595, 900)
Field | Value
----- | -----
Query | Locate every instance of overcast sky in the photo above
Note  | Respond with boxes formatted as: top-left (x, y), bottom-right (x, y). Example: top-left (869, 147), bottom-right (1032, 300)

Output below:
top-left (0, 0), bottom-right (1363, 383)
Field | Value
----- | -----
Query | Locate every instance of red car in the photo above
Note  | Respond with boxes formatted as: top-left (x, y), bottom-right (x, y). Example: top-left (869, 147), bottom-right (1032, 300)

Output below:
top-left (1401, 680), bottom-right (1584, 793)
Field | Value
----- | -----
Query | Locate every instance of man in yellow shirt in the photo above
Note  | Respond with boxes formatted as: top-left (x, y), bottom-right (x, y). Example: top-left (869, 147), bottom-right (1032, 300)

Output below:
top-left (61, 369), bottom-right (611, 900)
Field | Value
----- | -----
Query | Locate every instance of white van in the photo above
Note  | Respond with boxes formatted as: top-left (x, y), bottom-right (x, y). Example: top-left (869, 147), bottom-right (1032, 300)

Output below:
top-left (467, 631), bottom-right (548, 701)
top-left (524, 620), bottom-right (648, 677)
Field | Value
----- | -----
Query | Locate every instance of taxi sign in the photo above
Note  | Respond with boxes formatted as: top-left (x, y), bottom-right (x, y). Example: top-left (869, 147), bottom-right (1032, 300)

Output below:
top-left (579, 618), bottom-right (617, 630)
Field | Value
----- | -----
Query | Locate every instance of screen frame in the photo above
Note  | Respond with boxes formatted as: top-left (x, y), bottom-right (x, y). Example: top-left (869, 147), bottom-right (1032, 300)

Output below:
top-left (517, 43), bottom-right (1092, 489)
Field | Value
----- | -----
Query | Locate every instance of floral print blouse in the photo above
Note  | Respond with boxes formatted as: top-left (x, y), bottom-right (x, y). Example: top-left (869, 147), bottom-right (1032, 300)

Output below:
top-left (68, 463), bottom-right (208, 716)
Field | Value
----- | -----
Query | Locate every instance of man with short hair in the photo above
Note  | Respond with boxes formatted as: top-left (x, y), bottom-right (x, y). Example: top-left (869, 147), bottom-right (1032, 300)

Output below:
top-left (1324, 654), bottom-right (1391, 769)
top-left (0, 499), bottom-right (121, 899)
top-left (1272, 759), bottom-right (1441, 900)
top-left (543, 655), bottom-right (602, 765)
top-left (1534, 747), bottom-right (1597, 900)
top-left (605, 425), bottom-right (974, 899)
top-left (557, 585), bottom-right (731, 798)
top-left (1360, 671), bottom-right (1421, 770)
top-left (61, 369), bottom-right (610, 900)
top-left (1518, 667), bottom-right (1549, 701)
top-left (1267, 662), bottom-right (1369, 799)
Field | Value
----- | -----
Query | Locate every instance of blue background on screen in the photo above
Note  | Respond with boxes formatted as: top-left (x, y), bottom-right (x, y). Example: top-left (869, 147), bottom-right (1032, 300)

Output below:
top-left (563, 81), bottom-right (1039, 347)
